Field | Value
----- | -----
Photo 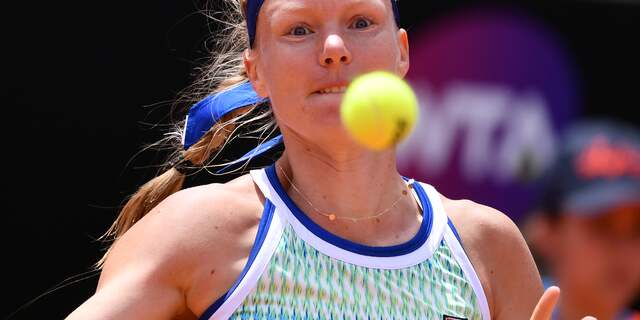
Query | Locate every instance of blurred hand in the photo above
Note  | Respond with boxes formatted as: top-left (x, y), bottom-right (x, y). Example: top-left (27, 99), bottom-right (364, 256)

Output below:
top-left (530, 286), bottom-right (598, 320)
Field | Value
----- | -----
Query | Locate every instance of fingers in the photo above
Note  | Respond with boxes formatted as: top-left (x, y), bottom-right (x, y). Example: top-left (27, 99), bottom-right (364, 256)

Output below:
top-left (530, 286), bottom-right (561, 320)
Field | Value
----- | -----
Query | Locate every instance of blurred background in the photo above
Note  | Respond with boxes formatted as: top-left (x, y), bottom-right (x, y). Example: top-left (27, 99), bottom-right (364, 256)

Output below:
top-left (2, 0), bottom-right (638, 319)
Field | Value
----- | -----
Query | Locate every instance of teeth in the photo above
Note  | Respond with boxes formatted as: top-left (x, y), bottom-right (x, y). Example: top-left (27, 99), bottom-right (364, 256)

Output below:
top-left (319, 86), bottom-right (346, 94)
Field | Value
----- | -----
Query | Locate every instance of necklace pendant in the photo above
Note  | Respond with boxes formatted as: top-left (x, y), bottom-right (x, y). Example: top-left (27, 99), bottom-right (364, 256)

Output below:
top-left (328, 214), bottom-right (336, 221)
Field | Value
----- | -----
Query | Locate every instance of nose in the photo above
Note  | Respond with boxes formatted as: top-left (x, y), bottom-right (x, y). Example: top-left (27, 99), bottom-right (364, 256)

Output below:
top-left (319, 34), bottom-right (352, 67)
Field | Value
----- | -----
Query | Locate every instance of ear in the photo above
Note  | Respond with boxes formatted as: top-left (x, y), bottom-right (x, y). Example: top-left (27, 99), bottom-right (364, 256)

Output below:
top-left (523, 213), bottom-right (560, 263)
top-left (243, 49), bottom-right (268, 98)
top-left (396, 28), bottom-right (410, 77)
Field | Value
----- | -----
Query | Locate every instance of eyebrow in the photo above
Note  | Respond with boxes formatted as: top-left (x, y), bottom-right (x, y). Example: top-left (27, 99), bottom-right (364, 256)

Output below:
top-left (266, 0), bottom-right (386, 24)
top-left (266, 2), bottom-right (315, 21)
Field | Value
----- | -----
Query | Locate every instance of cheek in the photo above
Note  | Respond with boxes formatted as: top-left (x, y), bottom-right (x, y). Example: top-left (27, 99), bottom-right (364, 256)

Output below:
top-left (618, 239), bottom-right (640, 275)
top-left (556, 227), bottom-right (607, 275)
top-left (350, 50), bottom-right (395, 75)
top-left (351, 32), bottom-right (403, 71)
top-left (262, 41), bottom-right (319, 84)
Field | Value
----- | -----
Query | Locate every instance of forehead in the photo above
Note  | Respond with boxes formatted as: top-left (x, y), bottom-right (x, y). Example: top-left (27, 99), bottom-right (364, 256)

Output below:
top-left (571, 203), bottom-right (640, 229)
top-left (261, 0), bottom-right (389, 18)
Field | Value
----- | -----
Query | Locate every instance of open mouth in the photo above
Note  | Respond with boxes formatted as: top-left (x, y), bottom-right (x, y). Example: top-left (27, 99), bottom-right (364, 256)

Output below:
top-left (315, 86), bottom-right (347, 94)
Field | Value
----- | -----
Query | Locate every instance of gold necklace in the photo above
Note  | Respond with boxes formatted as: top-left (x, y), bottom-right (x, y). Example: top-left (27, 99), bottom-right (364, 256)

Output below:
top-left (276, 164), bottom-right (415, 222)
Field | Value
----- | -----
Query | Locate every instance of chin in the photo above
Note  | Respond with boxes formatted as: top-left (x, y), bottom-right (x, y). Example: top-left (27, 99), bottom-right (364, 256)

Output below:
top-left (304, 103), bottom-right (342, 125)
top-left (307, 92), bottom-right (344, 110)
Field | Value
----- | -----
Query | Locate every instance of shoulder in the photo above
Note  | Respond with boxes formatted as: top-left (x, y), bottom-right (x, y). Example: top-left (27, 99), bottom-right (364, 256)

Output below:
top-left (99, 173), bottom-right (265, 315)
top-left (441, 196), bottom-right (543, 319)
top-left (442, 197), bottom-right (522, 253)
top-left (147, 173), bottom-right (264, 239)
top-left (109, 173), bottom-right (263, 266)
top-left (441, 197), bottom-right (522, 292)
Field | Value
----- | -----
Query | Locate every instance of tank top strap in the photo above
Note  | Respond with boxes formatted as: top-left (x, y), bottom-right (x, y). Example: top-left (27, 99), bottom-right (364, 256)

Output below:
top-left (419, 182), bottom-right (491, 320)
top-left (412, 181), bottom-right (449, 245)
top-left (199, 169), bottom-right (287, 320)
top-left (250, 166), bottom-right (280, 204)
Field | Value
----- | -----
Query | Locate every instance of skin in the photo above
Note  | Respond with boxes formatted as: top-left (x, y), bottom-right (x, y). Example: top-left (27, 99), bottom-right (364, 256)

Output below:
top-left (527, 203), bottom-right (640, 319)
top-left (66, 0), bottom-right (570, 318)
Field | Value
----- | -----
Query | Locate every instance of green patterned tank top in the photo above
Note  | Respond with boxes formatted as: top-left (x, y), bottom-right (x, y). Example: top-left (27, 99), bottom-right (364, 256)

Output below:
top-left (199, 165), bottom-right (490, 320)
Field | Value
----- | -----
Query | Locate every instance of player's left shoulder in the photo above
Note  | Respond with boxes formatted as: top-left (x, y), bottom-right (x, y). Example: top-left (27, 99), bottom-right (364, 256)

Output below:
top-left (441, 196), bottom-right (543, 319)
top-left (442, 197), bottom-right (523, 251)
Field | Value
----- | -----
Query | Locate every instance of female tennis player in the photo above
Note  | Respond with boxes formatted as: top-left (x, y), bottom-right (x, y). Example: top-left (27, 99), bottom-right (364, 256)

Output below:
top-left (66, 0), bottom-right (594, 319)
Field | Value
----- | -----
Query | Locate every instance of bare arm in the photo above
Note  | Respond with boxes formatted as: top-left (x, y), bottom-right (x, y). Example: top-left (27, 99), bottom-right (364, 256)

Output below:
top-left (65, 190), bottom-right (202, 320)
top-left (484, 208), bottom-right (544, 319)
top-left (65, 270), bottom-right (190, 319)
top-left (66, 180), bottom-right (262, 320)
top-left (446, 199), bottom-right (544, 320)
top-left (452, 207), bottom-right (595, 319)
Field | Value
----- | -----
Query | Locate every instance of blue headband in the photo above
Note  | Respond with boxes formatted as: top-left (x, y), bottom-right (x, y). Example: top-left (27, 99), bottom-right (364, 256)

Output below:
top-left (183, 82), bottom-right (268, 150)
top-left (247, 0), bottom-right (401, 47)
top-left (183, 82), bottom-right (282, 173)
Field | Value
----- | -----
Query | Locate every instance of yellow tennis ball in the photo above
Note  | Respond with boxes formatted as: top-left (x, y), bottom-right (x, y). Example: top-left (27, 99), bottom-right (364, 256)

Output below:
top-left (340, 71), bottom-right (419, 150)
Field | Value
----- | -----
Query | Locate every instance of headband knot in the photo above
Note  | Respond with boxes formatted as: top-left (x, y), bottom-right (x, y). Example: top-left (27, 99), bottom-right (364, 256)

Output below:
top-left (181, 82), bottom-right (281, 175)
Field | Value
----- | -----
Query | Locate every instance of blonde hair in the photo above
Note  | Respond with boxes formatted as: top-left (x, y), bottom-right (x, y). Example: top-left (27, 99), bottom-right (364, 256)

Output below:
top-left (95, 0), bottom-right (276, 268)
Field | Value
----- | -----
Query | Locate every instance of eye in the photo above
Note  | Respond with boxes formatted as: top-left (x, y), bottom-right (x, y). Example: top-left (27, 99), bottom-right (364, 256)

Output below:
top-left (351, 17), bottom-right (372, 29)
top-left (289, 25), bottom-right (312, 36)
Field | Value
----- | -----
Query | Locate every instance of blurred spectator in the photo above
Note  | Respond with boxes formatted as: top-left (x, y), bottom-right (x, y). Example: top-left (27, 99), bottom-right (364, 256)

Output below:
top-left (524, 119), bottom-right (640, 320)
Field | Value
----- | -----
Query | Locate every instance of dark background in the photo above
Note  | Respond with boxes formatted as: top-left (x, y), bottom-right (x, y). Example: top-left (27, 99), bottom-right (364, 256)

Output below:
top-left (3, 0), bottom-right (639, 319)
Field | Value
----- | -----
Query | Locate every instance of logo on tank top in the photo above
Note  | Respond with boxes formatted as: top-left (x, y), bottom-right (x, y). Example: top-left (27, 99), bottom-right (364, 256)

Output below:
top-left (443, 315), bottom-right (468, 320)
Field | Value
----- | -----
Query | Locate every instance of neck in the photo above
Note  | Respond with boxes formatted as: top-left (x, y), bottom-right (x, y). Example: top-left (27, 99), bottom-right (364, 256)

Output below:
top-left (274, 135), bottom-right (421, 246)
